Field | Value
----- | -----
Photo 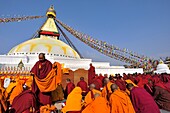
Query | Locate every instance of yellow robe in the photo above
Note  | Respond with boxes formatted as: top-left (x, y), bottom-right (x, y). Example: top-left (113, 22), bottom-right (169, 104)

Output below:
top-left (102, 82), bottom-right (113, 101)
top-left (62, 87), bottom-right (82, 113)
top-left (82, 96), bottom-right (110, 113)
top-left (109, 89), bottom-right (135, 113)
top-left (84, 89), bottom-right (101, 106)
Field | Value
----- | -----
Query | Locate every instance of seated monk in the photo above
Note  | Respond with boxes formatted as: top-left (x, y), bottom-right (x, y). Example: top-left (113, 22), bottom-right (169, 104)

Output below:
top-left (64, 78), bottom-right (75, 99)
top-left (102, 78), bottom-right (113, 101)
top-left (115, 76), bottom-right (126, 91)
top-left (51, 84), bottom-right (64, 102)
top-left (91, 76), bottom-right (102, 90)
top-left (0, 88), bottom-right (7, 113)
top-left (110, 84), bottom-right (135, 113)
top-left (77, 77), bottom-right (88, 96)
top-left (125, 79), bottom-right (137, 95)
top-left (153, 84), bottom-right (170, 111)
top-left (62, 87), bottom-right (82, 113)
top-left (84, 84), bottom-right (101, 106)
top-left (10, 90), bottom-right (38, 113)
top-left (127, 83), bottom-right (160, 113)
top-left (9, 79), bottom-right (25, 105)
top-left (82, 93), bottom-right (110, 113)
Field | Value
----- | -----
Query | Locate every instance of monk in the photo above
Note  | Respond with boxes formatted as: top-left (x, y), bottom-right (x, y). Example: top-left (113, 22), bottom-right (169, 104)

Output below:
top-left (84, 84), bottom-right (101, 106)
top-left (10, 90), bottom-right (38, 113)
top-left (127, 83), bottom-right (160, 113)
top-left (98, 73), bottom-right (104, 82)
top-left (0, 88), bottom-right (7, 113)
top-left (64, 78), bottom-right (75, 99)
top-left (88, 63), bottom-right (95, 85)
top-left (82, 93), bottom-right (110, 113)
top-left (115, 76), bottom-right (126, 91)
top-left (153, 84), bottom-right (170, 111)
top-left (9, 80), bottom-right (25, 105)
top-left (110, 84), bottom-right (135, 113)
top-left (51, 84), bottom-right (64, 102)
top-left (102, 78), bottom-right (113, 101)
top-left (144, 79), bottom-right (154, 95)
top-left (31, 53), bottom-right (52, 106)
top-left (91, 76), bottom-right (102, 90)
top-left (62, 87), bottom-right (82, 113)
top-left (77, 77), bottom-right (88, 96)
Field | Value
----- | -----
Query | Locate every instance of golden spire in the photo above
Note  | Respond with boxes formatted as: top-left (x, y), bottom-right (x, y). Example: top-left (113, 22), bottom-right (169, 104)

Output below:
top-left (46, 5), bottom-right (56, 18)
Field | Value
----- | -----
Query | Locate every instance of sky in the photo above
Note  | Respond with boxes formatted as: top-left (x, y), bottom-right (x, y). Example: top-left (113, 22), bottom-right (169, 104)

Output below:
top-left (0, 0), bottom-right (170, 65)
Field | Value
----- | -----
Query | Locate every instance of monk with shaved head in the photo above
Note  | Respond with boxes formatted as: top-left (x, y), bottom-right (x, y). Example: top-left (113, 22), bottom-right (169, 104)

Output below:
top-left (110, 84), bottom-right (135, 113)
top-left (102, 78), bottom-right (113, 101)
top-left (82, 93), bottom-right (110, 113)
top-left (127, 83), bottom-right (160, 113)
top-left (84, 83), bottom-right (101, 106)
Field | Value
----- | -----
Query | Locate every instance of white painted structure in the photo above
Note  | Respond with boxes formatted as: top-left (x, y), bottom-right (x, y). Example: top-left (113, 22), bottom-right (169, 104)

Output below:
top-left (154, 61), bottom-right (170, 74)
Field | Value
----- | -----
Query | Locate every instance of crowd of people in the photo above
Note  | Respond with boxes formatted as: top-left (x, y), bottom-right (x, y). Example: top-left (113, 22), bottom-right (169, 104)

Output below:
top-left (62, 72), bottom-right (170, 113)
top-left (0, 53), bottom-right (170, 113)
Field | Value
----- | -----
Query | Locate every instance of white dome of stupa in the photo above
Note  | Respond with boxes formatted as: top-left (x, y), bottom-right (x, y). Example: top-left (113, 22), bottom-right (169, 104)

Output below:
top-left (8, 35), bottom-right (80, 59)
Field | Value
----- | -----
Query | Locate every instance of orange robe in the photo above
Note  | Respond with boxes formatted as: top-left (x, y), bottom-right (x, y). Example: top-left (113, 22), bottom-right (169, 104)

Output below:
top-left (9, 80), bottom-right (25, 104)
top-left (62, 87), bottom-right (82, 113)
top-left (34, 62), bottom-right (62, 92)
top-left (82, 96), bottom-right (110, 113)
top-left (102, 82), bottom-right (113, 101)
top-left (0, 87), bottom-right (7, 113)
top-left (40, 104), bottom-right (56, 113)
top-left (109, 89), bottom-right (135, 113)
top-left (84, 89), bottom-right (101, 106)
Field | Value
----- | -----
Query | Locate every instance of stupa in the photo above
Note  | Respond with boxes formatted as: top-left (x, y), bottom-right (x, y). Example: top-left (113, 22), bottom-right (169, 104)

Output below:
top-left (154, 60), bottom-right (170, 74)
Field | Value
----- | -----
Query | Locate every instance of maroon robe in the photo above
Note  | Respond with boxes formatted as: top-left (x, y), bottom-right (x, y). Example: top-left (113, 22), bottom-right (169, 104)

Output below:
top-left (65, 82), bottom-right (75, 98)
top-left (92, 77), bottom-right (102, 90)
top-left (98, 74), bottom-right (104, 82)
top-left (31, 59), bottom-right (52, 105)
top-left (138, 79), bottom-right (148, 88)
top-left (11, 90), bottom-right (38, 113)
top-left (130, 87), bottom-right (160, 113)
top-left (115, 79), bottom-right (126, 91)
top-left (152, 77), bottom-right (170, 93)
top-left (123, 73), bottom-right (128, 80)
top-left (153, 86), bottom-right (170, 111)
top-left (77, 80), bottom-right (88, 95)
top-left (88, 65), bottom-right (95, 85)
top-left (144, 83), bottom-right (153, 96)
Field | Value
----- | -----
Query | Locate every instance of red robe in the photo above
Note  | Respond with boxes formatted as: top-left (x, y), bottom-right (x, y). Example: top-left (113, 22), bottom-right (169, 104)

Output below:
top-left (65, 82), bottom-right (75, 98)
top-left (153, 86), bottom-right (170, 111)
top-left (115, 79), bottom-right (126, 91)
top-left (88, 65), bottom-right (95, 85)
top-left (31, 59), bottom-right (52, 105)
top-left (130, 87), bottom-right (160, 113)
top-left (92, 77), bottom-right (102, 90)
top-left (98, 74), bottom-right (104, 82)
top-left (11, 90), bottom-right (38, 113)
top-left (77, 80), bottom-right (88, 95)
